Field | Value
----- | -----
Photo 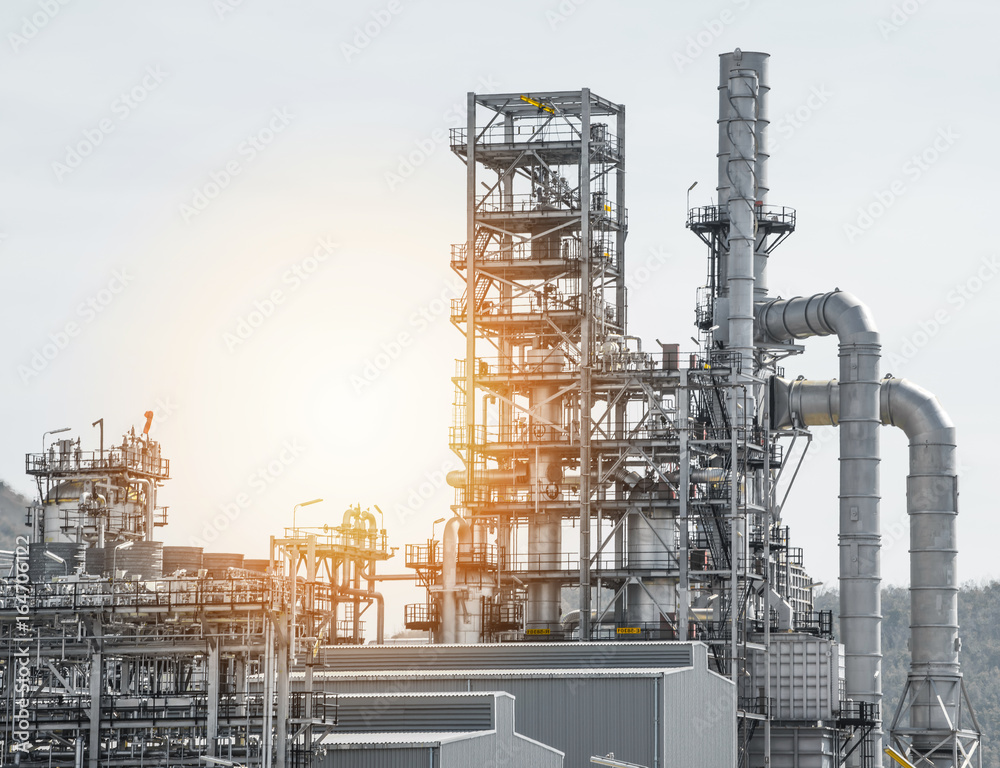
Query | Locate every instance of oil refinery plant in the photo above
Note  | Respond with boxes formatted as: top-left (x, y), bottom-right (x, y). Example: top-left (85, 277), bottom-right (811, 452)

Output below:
top-left (0, 51), bottom-right (983, 768)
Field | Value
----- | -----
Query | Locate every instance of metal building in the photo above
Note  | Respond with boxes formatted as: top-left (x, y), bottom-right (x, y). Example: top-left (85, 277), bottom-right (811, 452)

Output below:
top-left (299, 642), bottom-right (735, 768)
top-left (317, 692), bottom-right (564, 768)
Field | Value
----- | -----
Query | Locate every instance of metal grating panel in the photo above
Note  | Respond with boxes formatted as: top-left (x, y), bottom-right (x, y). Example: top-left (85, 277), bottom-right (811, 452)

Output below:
top-left (318, 641), bottom-right (693, 672)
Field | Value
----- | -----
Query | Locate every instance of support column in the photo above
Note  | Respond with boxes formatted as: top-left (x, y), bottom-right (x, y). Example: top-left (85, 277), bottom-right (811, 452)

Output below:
top-left (206, 639), bottom-right (220, 757)
top-left (579, 88), bottom-right (593, 641)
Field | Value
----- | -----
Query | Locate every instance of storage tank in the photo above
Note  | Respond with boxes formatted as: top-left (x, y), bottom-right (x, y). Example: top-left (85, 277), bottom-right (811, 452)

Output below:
top-left (203, 552), bottom-right (244, 578)
top-left (163, 546), bottom-right (204, 575)
top-left (28, 542), bottom-right (84, 582)
top-left (112, 541), bottom-right (163, 580)
top-left (85, 547), bottom-right (106, 576)
top-left (242, 558), bottom-right (271, 573)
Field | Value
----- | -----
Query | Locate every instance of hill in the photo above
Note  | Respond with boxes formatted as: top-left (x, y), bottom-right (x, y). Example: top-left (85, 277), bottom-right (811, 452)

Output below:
top-left (816, 584), bottom-right (997, 765)
top-left (0, 481), bottom-right (31, 548)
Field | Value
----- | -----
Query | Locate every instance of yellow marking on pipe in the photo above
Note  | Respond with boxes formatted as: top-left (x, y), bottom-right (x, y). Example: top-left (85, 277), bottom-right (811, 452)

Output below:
top-left (520, 95), bottom-right (555, 114)
top-left (884, 747), bottom-right (916, 768)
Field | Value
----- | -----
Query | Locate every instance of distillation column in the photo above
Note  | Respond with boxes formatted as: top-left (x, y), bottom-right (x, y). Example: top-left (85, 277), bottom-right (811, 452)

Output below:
top-left (526, 345), bottom-right (564, 628)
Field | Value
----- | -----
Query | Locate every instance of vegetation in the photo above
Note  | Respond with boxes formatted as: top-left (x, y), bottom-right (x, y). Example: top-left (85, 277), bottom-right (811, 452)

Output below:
top-left (816, 585), bottom-right (997, 765)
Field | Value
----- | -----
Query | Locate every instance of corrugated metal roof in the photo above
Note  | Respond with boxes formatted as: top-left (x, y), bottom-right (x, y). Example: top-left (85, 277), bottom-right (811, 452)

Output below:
top-left (316, 641), bottom-right (693, 672)
top-left (305, 668), bottom-right (664, 681)
top-left (321, 731), bottom-right (492, 746)
top-left (336, 699), bottom-right (493, 733)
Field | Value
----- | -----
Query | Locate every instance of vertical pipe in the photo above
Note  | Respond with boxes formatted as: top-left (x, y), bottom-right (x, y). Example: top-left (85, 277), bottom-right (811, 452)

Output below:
top-left (839, 336), bottom-right (882, 759)
top-left (206, 640), bottom-right (220, 757)
top-left (88, 651), bottom-right (101, 768)
top-left (678, 369), bottom-right (690, 639)
top-left (726, 67), bottom-right (757, 426)
top-left (579, 88), bottom-right (593, 641)
top-left (465, 91), bottom-right (477, 513)
top-left (275, 614), bottom-right (289, 768)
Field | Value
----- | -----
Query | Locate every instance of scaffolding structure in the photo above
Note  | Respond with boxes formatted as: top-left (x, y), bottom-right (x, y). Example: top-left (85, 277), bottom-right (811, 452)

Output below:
top-left (400, 86), bottom-right (870, 767)
top-left (0, 425), bottom-right (391, 768)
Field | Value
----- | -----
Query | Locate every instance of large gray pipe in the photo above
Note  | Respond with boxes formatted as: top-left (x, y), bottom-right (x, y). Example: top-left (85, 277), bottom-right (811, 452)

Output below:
top-left (726, 66), bottom-right (757, 419)
top-left (441, 516), bottom-right (471, 644)
top-left (757, 291), bottom-right (882, 749)
top-left (772, 376), bottom-right (976, 764)
top-left (717, 50), bottom-right (771, 300)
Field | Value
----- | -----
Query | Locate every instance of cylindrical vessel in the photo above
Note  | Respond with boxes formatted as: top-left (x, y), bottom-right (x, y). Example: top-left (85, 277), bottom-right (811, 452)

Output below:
top-left (242, 558), bottom-right (271, 573)
top-left (626, 508), bottom-right (678, 630)
top-left (163, 546), bottom-right (204, 575)
top-left (28, 542), bottom-right (84, 582)
top-left (525, 346), bottom-right (565, 629)
top-left (113, 541), bottom-right (163, 580)
top-left (85, 547), bottom-right (106, 576)
top-left (203, 552), bottom-right (245, 578)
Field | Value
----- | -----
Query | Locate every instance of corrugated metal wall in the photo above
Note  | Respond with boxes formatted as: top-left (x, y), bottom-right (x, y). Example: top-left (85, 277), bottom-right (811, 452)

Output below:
top-left (469, 676), bottom-right (657, 768)
top-left (319, 745), bottom-right (436, 768)
top-left (440, 733), bottom-right (563, 768)
top-left (662, 666), bottom-right (736, 767)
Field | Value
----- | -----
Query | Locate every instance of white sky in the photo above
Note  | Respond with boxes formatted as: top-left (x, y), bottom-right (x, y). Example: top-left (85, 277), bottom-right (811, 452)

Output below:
top-left (1, 0), bottom-right (997, 633)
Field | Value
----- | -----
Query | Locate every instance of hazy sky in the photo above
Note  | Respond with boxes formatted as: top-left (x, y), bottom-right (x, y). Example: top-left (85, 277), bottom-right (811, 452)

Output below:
top-left (2, 0), bottom-right (997, 632)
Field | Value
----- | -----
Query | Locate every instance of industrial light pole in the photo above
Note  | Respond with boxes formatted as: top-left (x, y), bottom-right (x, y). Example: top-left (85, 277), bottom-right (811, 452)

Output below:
top-left (44, 549), bottom-right (68, 576)
top-left (42, 426), bottom-right (71, 454)
top-left (292, 498), bottom-right (323, 534)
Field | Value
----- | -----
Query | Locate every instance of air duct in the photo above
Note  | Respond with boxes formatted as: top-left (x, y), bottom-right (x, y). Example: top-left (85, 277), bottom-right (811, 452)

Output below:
top-left (757, 291), bottom-right (882, 751)
top-left (771, 375), bottom-right (980, 765)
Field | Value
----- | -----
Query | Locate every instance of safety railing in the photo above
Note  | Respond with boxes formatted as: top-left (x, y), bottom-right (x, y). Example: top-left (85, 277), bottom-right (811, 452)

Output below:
top-left (404, 603), bottom-right (439, 629)
top-left (687, 204), bottom-right (796, 230)
top-left (26, 448), bottom-right (170, 478)
top-left (451, 123), bottom-right (622, 156)
top-left (0, 574), bottom-right (287, 612)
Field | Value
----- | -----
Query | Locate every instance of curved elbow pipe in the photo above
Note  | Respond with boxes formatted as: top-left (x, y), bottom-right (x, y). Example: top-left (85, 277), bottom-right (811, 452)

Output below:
top-left (757, 290), bottom-right (879, 344)
top-left (441, 516), bottom-right (472, 644)
top-left (772, 376), bottom-right (963, 683)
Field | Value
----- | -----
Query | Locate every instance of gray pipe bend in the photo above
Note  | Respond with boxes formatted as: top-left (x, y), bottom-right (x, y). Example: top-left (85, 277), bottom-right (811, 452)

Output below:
top-left (757, 290), bottom-right (882, 741)
top-left (772, 375), bottom-right (964, 743)
top-left (757, 291), bottom-right (879, 345)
